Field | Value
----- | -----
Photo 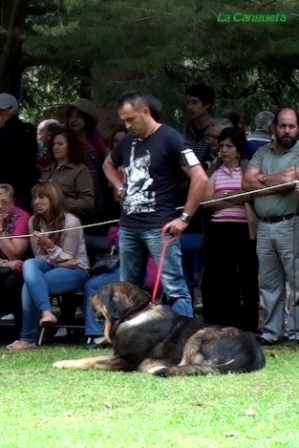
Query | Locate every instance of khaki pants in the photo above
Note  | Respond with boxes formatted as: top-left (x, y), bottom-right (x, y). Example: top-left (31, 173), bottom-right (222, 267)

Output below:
top-left (257, 216), bottom-right (299, 342)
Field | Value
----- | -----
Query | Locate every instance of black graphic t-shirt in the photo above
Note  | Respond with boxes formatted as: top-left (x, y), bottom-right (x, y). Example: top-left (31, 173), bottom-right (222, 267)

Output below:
top-left (110, 125), bottom-right (199, 228)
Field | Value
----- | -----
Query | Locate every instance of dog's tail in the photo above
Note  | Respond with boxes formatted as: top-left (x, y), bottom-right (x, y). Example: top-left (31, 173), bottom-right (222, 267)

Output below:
top-left (149, 363), bottom-right (220, 377)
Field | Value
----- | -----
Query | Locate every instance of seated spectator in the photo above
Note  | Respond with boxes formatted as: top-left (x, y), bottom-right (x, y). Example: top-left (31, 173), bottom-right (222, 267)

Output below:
top-left (84, 126), bottom-right (128, 263)
top-left (66, 98), bottom-right (107, 218)
top-left (37, 119), bottom-right (63, 171)
top-left (245, 110), bottom-right (275, 159)
top-left (6, 182), bottom-right (90, 351)
top-left (201, 127), bottom-right (259, 333)
top-left (41, 129), bottom-right (94, 220)
top-left (84, 226), bottom-right (162, 348)
top-left (0, 184), bottom-right (30, 339)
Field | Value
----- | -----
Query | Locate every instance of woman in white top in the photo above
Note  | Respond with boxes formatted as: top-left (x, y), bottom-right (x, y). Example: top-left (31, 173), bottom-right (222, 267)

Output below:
top-left (6, 182), bottom-right (89, 350)
top-left (201, 127), bottom-right (259, 333)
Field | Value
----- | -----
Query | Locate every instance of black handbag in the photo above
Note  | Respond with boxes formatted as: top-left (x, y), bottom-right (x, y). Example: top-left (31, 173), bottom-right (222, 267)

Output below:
top-left (90, 254), bottom-right (120, 277)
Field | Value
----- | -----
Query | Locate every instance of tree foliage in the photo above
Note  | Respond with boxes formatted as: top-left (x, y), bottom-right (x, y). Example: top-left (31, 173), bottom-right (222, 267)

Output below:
top-left (1, 0), bottom-right (299, 125)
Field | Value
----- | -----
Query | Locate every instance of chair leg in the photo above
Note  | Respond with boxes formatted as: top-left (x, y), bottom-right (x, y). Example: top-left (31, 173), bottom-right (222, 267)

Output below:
top-left (38, 327), bottom-right (46, 346)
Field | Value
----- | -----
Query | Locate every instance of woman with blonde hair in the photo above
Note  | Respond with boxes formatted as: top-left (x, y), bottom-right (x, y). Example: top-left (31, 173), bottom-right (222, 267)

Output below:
top-left (6, 182), bottom-right (89, 350)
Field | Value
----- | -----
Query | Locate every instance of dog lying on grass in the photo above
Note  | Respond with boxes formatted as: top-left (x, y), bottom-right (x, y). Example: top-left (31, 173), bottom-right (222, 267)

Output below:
top-left (53, 282), bottom-right (265, 375)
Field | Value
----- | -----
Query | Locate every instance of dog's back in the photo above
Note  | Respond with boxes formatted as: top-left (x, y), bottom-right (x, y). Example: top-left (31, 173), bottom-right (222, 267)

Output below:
top-left (153, 327), bottom-right (265, 376)
top-left (114, 305), bottom-right (191, 365)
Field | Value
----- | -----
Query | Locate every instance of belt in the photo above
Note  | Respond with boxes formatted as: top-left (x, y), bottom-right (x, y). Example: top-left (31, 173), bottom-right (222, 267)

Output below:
top-left (260, 212), bottom-right (299, 223)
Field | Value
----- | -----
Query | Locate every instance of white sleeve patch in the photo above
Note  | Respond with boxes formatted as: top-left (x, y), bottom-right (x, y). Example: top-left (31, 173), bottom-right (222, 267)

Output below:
top-left (181, 149), bottom-right (200, 167)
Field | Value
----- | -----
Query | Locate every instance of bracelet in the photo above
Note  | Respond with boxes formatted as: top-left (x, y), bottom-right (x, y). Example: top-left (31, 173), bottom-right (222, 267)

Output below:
top-left (180, 212), bottom-right (192, 224)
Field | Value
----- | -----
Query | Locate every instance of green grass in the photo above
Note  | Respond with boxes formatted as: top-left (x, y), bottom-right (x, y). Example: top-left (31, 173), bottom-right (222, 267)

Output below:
top-left (1, 344), bottom-right (299, 448)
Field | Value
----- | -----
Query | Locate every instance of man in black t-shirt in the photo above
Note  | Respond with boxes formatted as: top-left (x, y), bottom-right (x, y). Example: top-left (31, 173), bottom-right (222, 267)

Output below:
top-left (103, 91), bottom-right (208, 318)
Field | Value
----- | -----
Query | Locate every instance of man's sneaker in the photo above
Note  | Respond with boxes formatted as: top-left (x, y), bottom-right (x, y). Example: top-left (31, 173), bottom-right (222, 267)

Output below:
top-left (258, 338), bottom-right (274, 346)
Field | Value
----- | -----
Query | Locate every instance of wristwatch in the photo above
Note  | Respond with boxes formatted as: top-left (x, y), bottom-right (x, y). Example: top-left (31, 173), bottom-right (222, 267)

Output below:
top-left (180, 212), bottom-right (192, 224)
top-left (116, 187), bottom-right (126, 198)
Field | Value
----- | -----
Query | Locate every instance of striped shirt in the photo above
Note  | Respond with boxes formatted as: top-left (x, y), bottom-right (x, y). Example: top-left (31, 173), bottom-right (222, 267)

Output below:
top-left (183, 120), bottom-right (209, 163)
top-left (211, 165), bottom-right (247, 223)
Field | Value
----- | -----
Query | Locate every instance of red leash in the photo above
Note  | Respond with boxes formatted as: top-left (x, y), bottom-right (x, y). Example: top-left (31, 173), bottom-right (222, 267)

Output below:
top-left (151, 229), bottom-right (177, 305)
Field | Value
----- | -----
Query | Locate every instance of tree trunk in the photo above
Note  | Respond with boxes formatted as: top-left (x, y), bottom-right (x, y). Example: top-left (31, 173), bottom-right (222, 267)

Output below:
top-left (0, 0), bottom-right (29, 97)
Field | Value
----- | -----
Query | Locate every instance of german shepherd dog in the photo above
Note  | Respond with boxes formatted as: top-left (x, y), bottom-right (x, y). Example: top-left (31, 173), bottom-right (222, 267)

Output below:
top-left (54, 282), bottom-right (265, 376)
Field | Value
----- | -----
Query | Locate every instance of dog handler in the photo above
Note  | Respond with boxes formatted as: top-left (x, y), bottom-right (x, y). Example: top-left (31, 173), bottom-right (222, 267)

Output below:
top-left (103, 91), bottom-right (208, 318)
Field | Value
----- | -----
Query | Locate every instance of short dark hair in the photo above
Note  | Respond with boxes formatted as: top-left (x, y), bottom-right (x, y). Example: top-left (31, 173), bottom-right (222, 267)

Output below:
top-left (49, 129), bottom-right (85, 165)
top-left (117, 90), bottom-right (162, 121)
top-left (185, 83), bottom-right (215, 113)
top-left (117, 90), bottom-right (147, 110)
top-left (217, 127), bottom-right (247, 158)
top-left (272, 108), bottom-right (299, 126)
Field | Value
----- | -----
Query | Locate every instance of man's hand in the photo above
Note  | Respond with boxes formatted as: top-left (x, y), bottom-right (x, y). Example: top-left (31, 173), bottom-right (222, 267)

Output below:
top-left (57, 259), bottom-right (79, 268)
top-left (33, 231), bottom-right (54, 249)
top-left (162, 218), bottom-right (188, 236)
top-left (281, 166), bottom-right (297, 183)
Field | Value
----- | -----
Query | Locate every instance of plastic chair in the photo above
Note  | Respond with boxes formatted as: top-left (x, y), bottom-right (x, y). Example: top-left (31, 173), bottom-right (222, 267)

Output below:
top-left (37, 290), bottom-right (85, 345)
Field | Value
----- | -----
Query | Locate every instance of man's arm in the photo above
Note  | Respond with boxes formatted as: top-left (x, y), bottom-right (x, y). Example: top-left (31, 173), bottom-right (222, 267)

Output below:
top-left (103, 153), bottom-right (125, 191)
top-left (163, 164), bottom-right (208, 235)
top-left (242, 166), bottom-right (265, 191)
top-left (181, 165), bottom-right (208, 216)
top-left (242, 166), bottom-right (297, 195)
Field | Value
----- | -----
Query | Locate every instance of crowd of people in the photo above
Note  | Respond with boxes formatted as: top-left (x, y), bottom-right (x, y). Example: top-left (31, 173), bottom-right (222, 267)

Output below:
top-left (0, 84), bottom-right (298, 351)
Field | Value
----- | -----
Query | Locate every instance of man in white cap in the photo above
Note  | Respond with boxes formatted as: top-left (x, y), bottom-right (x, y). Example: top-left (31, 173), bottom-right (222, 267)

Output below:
top-left (0, 93), bottom-right (38, 212)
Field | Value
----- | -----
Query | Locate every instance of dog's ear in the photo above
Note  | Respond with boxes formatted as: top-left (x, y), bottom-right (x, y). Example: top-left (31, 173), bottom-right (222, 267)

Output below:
top-left (98, 283), bottom-right (126, 322)
top-left (98, 282), bottom-right (151, 322)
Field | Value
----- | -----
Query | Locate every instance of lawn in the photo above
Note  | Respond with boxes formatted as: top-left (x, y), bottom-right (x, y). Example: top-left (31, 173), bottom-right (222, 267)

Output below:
top-left (1, 344), bottom-right (299, 448)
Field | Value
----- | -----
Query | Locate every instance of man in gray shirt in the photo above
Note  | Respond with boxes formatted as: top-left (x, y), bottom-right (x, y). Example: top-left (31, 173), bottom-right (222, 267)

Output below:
top-left (243, 108), bottom-right (299, 345)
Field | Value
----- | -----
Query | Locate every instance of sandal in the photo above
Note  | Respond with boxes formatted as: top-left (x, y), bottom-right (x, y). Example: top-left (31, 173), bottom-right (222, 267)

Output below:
top-left (6, 340), bottom-right (37, 351)
top-left (39, 310), bottom-right (58, 327)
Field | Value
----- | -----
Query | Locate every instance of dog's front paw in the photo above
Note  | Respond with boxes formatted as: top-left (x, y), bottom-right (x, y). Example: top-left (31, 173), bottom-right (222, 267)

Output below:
top-left (147, 365), bottom-right (169, 377)
top-left (53, 360), bottom-right (71, 369)
top-left (53, 359), bottom-right (93, 370)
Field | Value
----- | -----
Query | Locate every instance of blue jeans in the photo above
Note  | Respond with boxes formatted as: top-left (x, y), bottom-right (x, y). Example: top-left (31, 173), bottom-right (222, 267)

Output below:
top-left (84, 268), bottom-right (120, 337)
top-left (119, 227), bottom-right (193, 317)
top-left (21, 259), bottom-right (89, 342)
